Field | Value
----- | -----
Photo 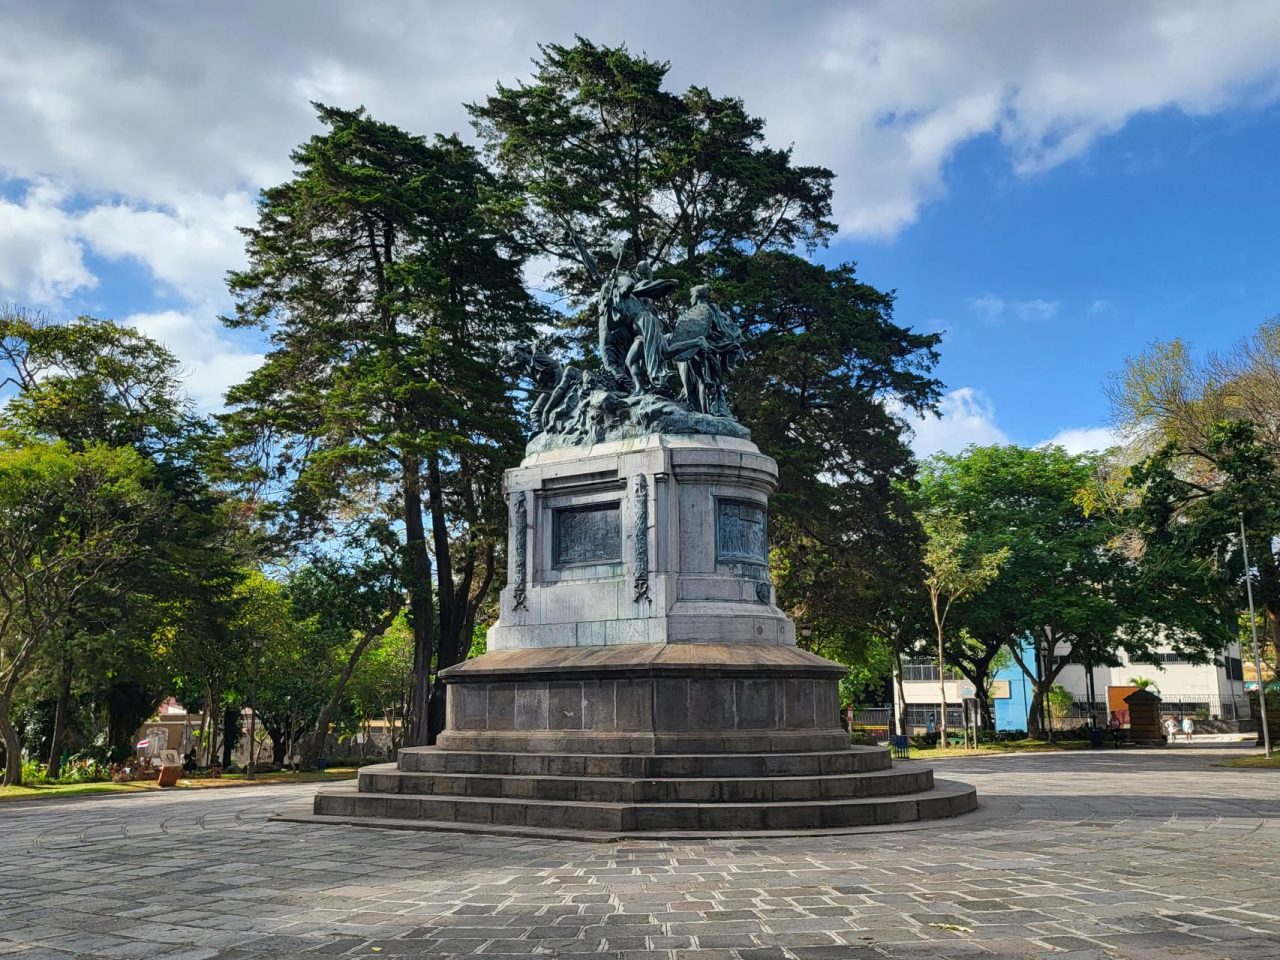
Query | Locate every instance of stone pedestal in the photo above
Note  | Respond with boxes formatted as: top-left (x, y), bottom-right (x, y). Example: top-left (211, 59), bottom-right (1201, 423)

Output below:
top-left (439, 643), bottom-right (847, 755)
top-left (310, 434), bottom-right (978, 836)
top-left (490, 434), bottom-right (792, 650)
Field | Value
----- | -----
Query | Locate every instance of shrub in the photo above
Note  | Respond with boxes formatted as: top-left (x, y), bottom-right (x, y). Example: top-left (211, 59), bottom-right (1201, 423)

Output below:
top-left (57, 759), bottom-right (108, 784)
top-left (977, 729), bottom-right (1027, 743)
top-left (847, 725), bottom-right (880, 746)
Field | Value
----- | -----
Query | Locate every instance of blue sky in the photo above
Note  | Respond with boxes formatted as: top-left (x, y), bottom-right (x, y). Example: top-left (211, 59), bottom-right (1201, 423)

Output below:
top-left (844, 101), bottom-right (1280, 450)
top-left (4, 1), bottom-right (1280, 454)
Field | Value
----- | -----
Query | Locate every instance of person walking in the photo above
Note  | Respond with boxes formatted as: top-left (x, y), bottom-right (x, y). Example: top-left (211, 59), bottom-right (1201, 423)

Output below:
top-left (1182, 714), bottom-right (1195, 743)
top-left (1163, 716), bottom-right (1178, 744)
top-left (1108, 711), bottom-right (1123, 748)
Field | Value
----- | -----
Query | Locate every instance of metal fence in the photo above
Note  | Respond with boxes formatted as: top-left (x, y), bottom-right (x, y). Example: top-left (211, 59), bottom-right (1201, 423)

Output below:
top-left (903, 704), bottom-right (965, 727)
top-left (1051, 695), bottom-right (1250, 725)
top-left (1155, 695), bottom-right (1248, 721)
top-left (851, 707), bottom-right (891, 728)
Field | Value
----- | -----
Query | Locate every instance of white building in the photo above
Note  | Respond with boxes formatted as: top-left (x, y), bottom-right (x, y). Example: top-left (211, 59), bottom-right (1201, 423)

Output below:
top-left (895, 639), bottom-right (1250, 734)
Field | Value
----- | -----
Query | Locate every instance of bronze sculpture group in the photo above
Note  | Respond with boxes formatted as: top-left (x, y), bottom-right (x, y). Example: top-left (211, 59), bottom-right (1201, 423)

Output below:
top-left (514, 233), bottom-right (746, 451)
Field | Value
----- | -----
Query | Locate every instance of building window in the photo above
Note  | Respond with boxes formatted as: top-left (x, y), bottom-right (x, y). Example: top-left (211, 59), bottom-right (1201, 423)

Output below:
top-left (1226, 656), bottom-right (1240, 681)
top-left (1133, 651), bottom-right (1190, 666)
top-left (902, 660), bottom-right (962, 682)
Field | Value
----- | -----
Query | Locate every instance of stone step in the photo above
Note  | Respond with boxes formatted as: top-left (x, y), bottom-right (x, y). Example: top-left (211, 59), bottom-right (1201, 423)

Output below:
top-left (358, 763), bottom-right (933, 804)
top-left (395, 745), bottom-right (892, 778)
top-left (434, 730), bottom-right (852, 755)
top-left (312, 779), bottom-right (977, 833)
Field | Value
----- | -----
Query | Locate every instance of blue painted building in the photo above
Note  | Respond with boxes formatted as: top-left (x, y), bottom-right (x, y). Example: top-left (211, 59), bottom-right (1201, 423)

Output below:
top-left (994, 642), bottom-right (1035, 732)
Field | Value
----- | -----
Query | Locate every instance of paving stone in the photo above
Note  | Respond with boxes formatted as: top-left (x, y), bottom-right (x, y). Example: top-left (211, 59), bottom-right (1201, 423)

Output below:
top-left (4, 748), bottom-right (1280, 959)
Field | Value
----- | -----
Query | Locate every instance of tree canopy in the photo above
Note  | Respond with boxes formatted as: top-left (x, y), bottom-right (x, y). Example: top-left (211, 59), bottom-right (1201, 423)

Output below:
top-left (471, 38), bottom-right (942, 657)
top-left (221, 103), bottom-right (547, 744)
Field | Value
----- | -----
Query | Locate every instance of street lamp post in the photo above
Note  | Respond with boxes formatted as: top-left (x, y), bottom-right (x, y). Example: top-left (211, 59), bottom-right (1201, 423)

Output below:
top-left (1239, 515), bottom-right (1272, 759)
top-left (247, 634), bottom-right (263, 779)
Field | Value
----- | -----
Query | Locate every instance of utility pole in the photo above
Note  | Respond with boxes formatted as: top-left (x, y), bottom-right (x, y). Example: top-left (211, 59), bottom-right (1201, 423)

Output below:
top-left (1240, 515), bottom-right (1272, 759)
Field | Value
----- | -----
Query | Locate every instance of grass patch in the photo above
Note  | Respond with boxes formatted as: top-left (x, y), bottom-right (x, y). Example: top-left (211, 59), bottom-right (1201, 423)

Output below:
top-left (0, 767), bottom-right (358, 803)
top-left (185, 768), bottom-right (359, 788)
top-left (903, 737), bottom-right (1092, 760)
top-left (0, 781), bottom-right (152, 802)
top-left (1220, 754), bottom-right (1280, 769)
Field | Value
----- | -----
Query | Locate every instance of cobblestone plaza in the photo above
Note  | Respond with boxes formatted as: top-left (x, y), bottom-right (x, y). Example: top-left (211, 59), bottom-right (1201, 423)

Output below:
top-left (3, 749), bottom-right (1279, 959)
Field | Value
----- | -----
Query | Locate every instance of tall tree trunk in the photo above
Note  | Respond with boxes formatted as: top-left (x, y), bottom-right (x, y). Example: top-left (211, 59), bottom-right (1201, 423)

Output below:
top-left (402, 460), bottom-right (436, 747)
top-left (936, 623), bottom-right (949, 747)
top-left (266, 722), bottom-right (289, 765)
top-left (1, 636), bottom-right (41, 785)
top-left (299, 606), bottom-right (400, 770)
top-left (891, 653), bottom-right (906, 737)
top-left (0, 701), bottom-right (20, 786)
top-left (221, 707), bottom-right (239, 769)
top-left (205, 687), bottom-right (220, 766)
top-left (1267, 603), bottom-right (1280, 678)
top-left (46, 655), bottom-right (73, 778)
top-left (1027, 683), bottom-right (1047, 739)
top-left (978, 694), bottom-right (995, 731)
top-left (1006, 635), bottom-right (1063, 740)
top-left (425, 454), bottom-right (457, 743)
top-left (969, 664), bottom-right (992, 731)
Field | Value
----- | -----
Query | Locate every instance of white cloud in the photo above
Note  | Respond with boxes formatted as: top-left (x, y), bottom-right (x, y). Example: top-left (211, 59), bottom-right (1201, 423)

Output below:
top-left (1042, 425), bottom-right (1121, 454)
top-left (967, 294), bottom-right (1061, 323)
top-left (1, 1), bottom-right (1279, 244)
top-left (78, 192), bottom-right (255, 304)
top-left (0, 180), bottom-right (95, 304)
top-left (4, 1), bottom-right (1280, 410)
top-left (899, 386), bottom-right (1010, 457)
top-left (123, 309), bottom-right (263, 411)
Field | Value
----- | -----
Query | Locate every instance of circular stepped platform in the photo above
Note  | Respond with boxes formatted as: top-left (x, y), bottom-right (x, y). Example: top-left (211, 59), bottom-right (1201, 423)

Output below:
top-left (298, 745), bottom-right (977, 839)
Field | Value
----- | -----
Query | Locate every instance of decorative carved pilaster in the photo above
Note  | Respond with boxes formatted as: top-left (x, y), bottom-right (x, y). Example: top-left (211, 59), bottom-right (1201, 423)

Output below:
top-left (633, 474), bottom-right (650, 603)
top-left (512, 491), bottom-right (528, 611)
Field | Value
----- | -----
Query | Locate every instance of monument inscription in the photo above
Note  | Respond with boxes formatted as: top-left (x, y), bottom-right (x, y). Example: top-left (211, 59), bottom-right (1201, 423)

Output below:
top-left (554, 503), bottom-right (622, 566)
top-left (716, 498), bottom-right (768, 564)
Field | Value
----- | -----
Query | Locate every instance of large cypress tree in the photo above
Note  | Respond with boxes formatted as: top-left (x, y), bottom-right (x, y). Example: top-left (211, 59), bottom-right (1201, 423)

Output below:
top-left (470, 39), bottom-right (941, 648)
top-left (222, 104), bottom-right (546, 744)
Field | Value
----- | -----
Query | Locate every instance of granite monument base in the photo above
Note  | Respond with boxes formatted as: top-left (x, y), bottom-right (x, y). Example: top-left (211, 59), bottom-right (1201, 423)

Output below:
top-left (310, 643), bottom-right (978, 837)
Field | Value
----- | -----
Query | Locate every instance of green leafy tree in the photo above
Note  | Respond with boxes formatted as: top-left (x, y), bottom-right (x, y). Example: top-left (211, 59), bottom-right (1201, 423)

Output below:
top-left (1045, 683), bottom-right (1075, 732)
top-left (238, 573), bottom-right (330, 767)
top-left (470, 39), bottom-right (941, 655)
top-left (222, 104), bottom-right (546, 744)
top-left (0, 309), bottom-right (247, 770)
top-left (1109, 320), bottom-right (1280, 666)
top-left (917, 444), bottom-right (1218, 740)
top-left (468, 38), bottom-right (835, 302)
top-left (0, 440), bottom-right (162, 785)
top-left (347, 613), bottom-right (415, 755)
top-left (0, 308), bottom-right (187, 452)
top-left (918, 509), bottom-right (1007, 746)
top-left (1122, 419), bottom-right (1273, 675)
top-left (287, 556), bottom-right (403, 769)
